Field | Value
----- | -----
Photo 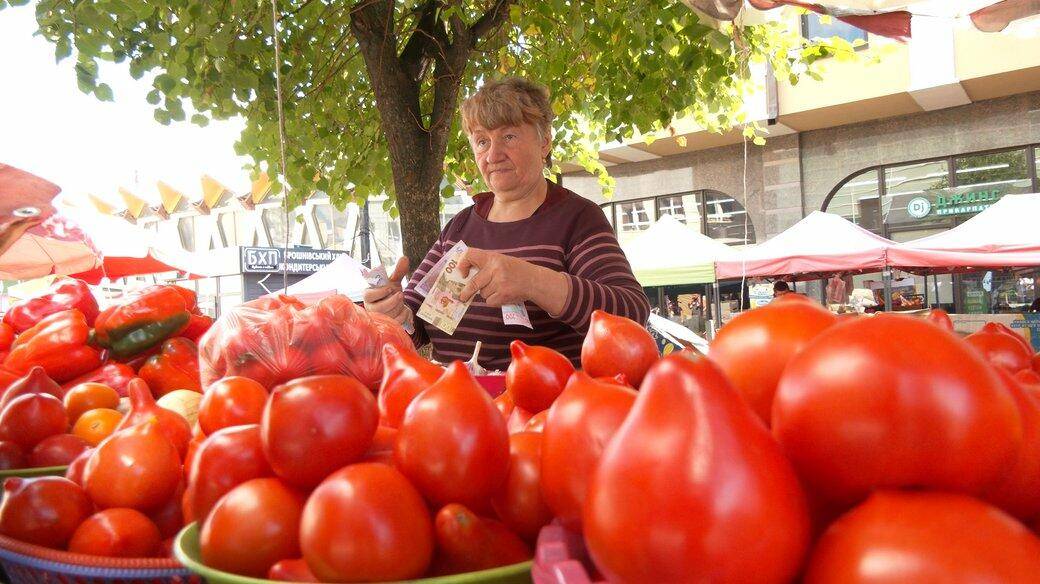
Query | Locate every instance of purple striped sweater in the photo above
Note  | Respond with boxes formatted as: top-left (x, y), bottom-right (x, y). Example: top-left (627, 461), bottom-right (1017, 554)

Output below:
top-left (403, 179), bottom-right (651, 370)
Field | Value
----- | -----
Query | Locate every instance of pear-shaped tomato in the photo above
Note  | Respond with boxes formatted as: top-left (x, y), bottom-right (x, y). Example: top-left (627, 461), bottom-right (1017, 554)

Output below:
top-left (540, 371), bottom-right (636, 530)
top-left (923, 308), bottom-right (954, 332)
top-left (0, 441), bottom-right (27, 470)
top-left (580, 310), bottom-right (658, 387)
top-left (585, 352), bottom-right (810, 584)
top-left (0, 366), bottom-right (62, 412)
top-left (491, 431), bottom-right (553, 542)
top-left (198, 376), bottom-right (269, 435)
top-left (523, 410), bottom-right (547, 433)
top-left (262, 375), bottom-right (378, 488)
top-left (432, 503), bottom-right (531, 575)
top-left (68, 508), bottom-right (162, 558)
top-left (29, 434), bottom-right (90, 467)
top-left (505, 341), bottom-right (573, 412)
top-left (64, 449), bottom-right (92, 486)
top-left (1017, 368), bottom-right (1040, 393)
top-left (0, 476), bottom-right (93, 549)
top-left (709, 298), bottom-right (837, 424)
top-left (84, 419), bottom-right (182, 511)
top-left (805, 491), bottom-right (1040, 583)
top-left (774, 314), bottom-right (1021, 508)
top-left (114, 379), bottom-right (191, 459)
top-left (965, 322), bottom-right (1033, 372)
top-left (378, 344), bottom-right (443, 429)
top-left (0, 392), bottom-right (67, 450)
top-left (183, 424), bottom-right (273, 524)
top-left (982, 370), bottom-right (1040, 520)
top-left (394, 361), bottom-right (509, 509)
top-left (268, 558), bottom-right (318, 582)
top-left (493, 391), bottom-right (514, 419)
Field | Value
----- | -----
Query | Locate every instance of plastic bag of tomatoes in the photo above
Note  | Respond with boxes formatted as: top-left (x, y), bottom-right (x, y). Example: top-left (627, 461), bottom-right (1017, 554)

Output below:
top-left (198, 294), bottom-right (413, 391)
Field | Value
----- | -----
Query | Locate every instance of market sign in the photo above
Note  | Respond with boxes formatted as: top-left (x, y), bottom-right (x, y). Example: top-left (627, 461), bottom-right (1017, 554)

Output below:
top-left (915, 185), bottom-right (1010, 218)
top-left (240, 246), bottom-right (348, 274)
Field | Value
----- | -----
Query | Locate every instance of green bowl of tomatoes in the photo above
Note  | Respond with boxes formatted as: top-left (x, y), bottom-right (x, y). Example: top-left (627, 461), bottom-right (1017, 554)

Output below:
top-left (174, 522), bottom-right (532, 584)
top-left (0, 466), bottom-right (67, 479)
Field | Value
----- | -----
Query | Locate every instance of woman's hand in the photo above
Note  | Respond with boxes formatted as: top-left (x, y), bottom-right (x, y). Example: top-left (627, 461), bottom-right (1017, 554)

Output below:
top-left (362, 256), bottom-right (413, 326)
top-left (458, 248), bottom-right (568, 315)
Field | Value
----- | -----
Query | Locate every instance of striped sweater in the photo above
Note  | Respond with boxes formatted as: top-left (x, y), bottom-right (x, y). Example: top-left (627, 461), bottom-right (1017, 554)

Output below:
top-left (403, 179), bottom-right (651, 370)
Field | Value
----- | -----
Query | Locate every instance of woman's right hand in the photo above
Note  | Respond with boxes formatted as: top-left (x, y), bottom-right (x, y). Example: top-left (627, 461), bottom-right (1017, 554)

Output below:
top-left (363, 256), bottom-right (412, 326)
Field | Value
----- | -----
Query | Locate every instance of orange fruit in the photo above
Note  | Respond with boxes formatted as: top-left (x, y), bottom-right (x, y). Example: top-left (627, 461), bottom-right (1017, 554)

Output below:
top-left (72, 408), bottom-right (123, 446)
top-left (64, 383), bottom-right (120, 423)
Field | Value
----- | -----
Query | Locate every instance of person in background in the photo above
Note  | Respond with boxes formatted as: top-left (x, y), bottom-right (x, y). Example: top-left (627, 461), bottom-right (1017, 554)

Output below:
top-left (1028, 298), bottom-right (1040, 313)
top-left (773, 281), bottom-right (792, 298)
top-left (363, 77), bottom-right (650, 370)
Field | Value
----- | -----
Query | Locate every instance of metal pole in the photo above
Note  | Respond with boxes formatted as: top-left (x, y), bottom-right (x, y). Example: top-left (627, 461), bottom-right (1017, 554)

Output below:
top-left (360, 200), bottom-right (372, 268)
top-left (933, 274), bottom-right (941, 308)
top-left (883, 269), bottom-right (893, 312)
top-left (713, 281), bottom-right (722, 323)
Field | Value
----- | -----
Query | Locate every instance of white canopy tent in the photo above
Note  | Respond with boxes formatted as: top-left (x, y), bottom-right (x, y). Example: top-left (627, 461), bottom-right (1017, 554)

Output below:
top-left (622, 215), bottom-right (739, 285)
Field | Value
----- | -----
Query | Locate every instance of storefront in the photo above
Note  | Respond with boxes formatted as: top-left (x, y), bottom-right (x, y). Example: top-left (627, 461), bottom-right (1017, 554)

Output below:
top-left (822, 143), bottom-right (1040, 313)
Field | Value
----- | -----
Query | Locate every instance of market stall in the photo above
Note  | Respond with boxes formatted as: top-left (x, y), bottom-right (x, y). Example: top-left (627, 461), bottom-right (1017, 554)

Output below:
top-left (621, 214), bottom-right (736, 286)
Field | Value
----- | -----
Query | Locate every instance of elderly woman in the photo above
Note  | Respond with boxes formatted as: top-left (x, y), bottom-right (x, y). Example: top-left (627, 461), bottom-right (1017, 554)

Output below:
top-left (364, 77), bottom-right (650, 369)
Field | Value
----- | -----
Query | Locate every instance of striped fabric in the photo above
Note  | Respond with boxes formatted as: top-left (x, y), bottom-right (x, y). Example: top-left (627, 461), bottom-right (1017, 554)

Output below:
top-left (403, 180), bottom-right (651, 370)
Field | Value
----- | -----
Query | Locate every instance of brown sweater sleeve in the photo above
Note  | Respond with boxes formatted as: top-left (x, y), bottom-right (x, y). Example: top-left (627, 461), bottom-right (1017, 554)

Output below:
top-left (557, 203), bottom-right (651, 334)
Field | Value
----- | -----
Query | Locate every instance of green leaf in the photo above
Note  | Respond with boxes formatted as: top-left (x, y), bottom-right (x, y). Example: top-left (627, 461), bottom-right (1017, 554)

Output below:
top-left (153, 109), bottom-right (171, 125)
top-left (146, 89), bottom-right (161, 105)
top-left (9, 0), bottom-right (29, 6)
top-left (752, 136), bottom-right (766, 146)
top-left (54, 37), bottom-right (71, 62)
top-left (94, 83), bottom-right (114, 101)
top-left (191, 113), bottom-right (209, 127)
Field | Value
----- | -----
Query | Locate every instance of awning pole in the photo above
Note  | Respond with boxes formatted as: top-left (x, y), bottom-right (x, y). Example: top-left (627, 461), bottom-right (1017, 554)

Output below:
top-left (883, 269), bottom-right (893, 312)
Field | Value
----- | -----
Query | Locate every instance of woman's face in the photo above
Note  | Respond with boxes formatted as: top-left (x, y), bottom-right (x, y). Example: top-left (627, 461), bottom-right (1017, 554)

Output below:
top-left (469, 123), bottom-right (550, 198)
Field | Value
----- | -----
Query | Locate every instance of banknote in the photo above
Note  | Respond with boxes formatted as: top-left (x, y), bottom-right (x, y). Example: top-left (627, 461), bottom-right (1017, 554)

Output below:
top-left (362, 265), bottom-right (414, 334)
top-left (416, 244), bottom-right (475, 335)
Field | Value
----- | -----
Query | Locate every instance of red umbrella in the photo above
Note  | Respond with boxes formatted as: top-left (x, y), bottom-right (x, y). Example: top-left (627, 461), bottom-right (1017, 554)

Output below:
top-left (0, 163), bottom-right (60, 258)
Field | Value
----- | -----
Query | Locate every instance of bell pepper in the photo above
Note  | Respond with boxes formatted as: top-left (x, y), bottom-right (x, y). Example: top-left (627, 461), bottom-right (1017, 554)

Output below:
top-left (60, 362), bottom-right (137, 397)
top-left (180, 313), bottom-right (214, 343)
top-left (2, 278), bottom-right (99, 333)
top-left (0, 323), bottom-right (13, 352)
top-left (93, 285), bottom-right (191, 359)
top-left (3, 309), bottom-right (103, 383)
top-left (138, 337), bottom-right (201, 396)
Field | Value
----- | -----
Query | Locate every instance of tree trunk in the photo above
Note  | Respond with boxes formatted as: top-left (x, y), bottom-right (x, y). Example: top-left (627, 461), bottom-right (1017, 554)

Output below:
top-left (393, 158), bottom-right (446, 270)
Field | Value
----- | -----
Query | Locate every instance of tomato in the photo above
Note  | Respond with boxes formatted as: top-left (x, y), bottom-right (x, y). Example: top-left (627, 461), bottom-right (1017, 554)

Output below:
top-left (395, 362), bottom-right (509, 509)
top-left (804, 491), bottom-right (1040, 583)
top-left (990, 321), bottom-right (1035, 356)
top-left (68, 508), bottom-right (161, 558)
top-left (63, 382), bottom-right (120, 423)
top-left (709, 299), bottom-right (837, 424)
top-left (491, 432), bottom-right (552, 542)
top-left (367, 425), bottom-right (397, 455)
top-left (0, 366), bottom-right (62, 413)
top-left (965, 322), bottom-right (1034, 372)
top-left (115, 379), bottom-right (191, 460)
top-left (923, 308), bottom-right (954, 332)
top-left (505, 341), bottom-right (574, 412)
top-left (432, 503), bottom-right (531, 575)
top-left (584, 352), bottom-right (810, 584)
top-left (1034, 352), bottom-right (1040, 375)
top-left (72, 408), bottom-right (123, 446)
top-left (262, 375), bottom-right (378, 488)
top-left (0, 441), bottom-right (27, 470)
top-left (183, 424), bottom-right (273, 524)
top-left (523, 410), bottom-right (547, 433)
top-left (540, 371), bottom-right (636, 530)
top-left (29, 434), bottom-right (90, 467)
top-left (201, 478), bottom-right (305, 578)
top-left (580, 310), bottom-right (659, 387)
top-left (0, 476), bottom-right (93, 548)
top-left (198, 376), bottom-right (269, 435)
top-left (84, 418), bottom-right (182, 511)
top-left (506, 406), bottom-right (534, 434)
top-left (1017, 368), bottom-right (1040, 393)
top-left (493, 391), bottom-right (514, 419)
top-left (773, 314), bottom-right (1021, 508)
top-left (149, 480), bottom-right (185, 539)
top-left (268, 558), bottom-right (318, 582)
top-left (378, 344), bottom-right (443, 429)
top-left (981, 370), bottom-right (1040, 520)
top-left (64, 449), bottom-right (92, 486)
top-left (300, 463), bottom-right (433, 582)
top-left (0, 393), bottom-right (67, 450)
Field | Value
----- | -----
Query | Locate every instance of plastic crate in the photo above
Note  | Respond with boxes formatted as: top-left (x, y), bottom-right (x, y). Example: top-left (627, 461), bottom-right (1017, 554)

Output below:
top-left (0, 533), bottom-right (199, 584)
top-left (531, 523), bottom-right (604, 584)
top-left (174, 522), bottom-right (532, 583)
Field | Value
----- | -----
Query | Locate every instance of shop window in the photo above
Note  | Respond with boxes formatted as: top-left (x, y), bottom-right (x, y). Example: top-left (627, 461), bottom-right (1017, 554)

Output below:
top-left (217, 212), bottom-right (237, 247)
top-left (883, 160), bottom-right (950, 229)
top-left (262, 208), bottom-right (287, 247)
top-left (823, 169), bottom-right (882, 232)
top-left (704, 190), bottom-right (755, 245)
top-left (658, 194), bottom-right (703, 233)
top-left (177, 217), bottom-right (195, 252)
top-left (802, 13), bottom-right (868, 45)
top-left (955, 150), bottom-right (1032, 195)
top-left (615, 199), bottom-right (655, 245)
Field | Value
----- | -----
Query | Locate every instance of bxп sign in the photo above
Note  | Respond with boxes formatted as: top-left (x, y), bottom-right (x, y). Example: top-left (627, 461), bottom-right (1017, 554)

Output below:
top-left (241, 247), bottom-right (347, 274)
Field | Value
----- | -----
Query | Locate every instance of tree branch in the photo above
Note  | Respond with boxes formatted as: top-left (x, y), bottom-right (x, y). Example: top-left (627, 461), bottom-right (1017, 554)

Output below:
top-left (470, 0), bottom-right (514, 42)
top-left (399, 0), bottom-right (439, 81)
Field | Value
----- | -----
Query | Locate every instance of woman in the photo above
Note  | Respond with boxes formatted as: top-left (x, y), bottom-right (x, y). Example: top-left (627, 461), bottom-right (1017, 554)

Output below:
top-left (364, 77), bottom-right (650, 369)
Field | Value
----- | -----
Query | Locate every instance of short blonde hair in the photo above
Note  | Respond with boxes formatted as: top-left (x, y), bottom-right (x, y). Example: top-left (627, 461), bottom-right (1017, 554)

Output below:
top-left (461, 77), bottom-right (554, 139)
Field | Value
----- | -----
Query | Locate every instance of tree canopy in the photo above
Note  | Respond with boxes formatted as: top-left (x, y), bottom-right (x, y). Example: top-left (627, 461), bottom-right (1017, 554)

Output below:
top-left (10, 0), bottom-right (840, 264)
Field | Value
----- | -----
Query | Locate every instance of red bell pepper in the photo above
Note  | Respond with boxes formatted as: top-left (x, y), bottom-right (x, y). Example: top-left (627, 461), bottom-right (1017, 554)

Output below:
top-left (60, 362), bottom-right (137, 397)
top-left (3, 309), bottom-right (103, 383)
top-left (0, 323), bottom-right (13, 352)
top-left (93, 286), bottom-right (191, 358)
top-left (2, 278), bottom-right (99, 333)
top-left (180, 313), bottom-right (214, 343)
top-left (138, 337), bottom-right (201, 396)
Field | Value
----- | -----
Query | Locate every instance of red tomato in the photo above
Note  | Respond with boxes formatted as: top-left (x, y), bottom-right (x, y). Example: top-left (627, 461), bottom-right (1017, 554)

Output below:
top-left (982, 370), bottom-right (1040, 520)
top-left (378, 344), bottom-right (443, 429)
top-left (580, 310), bottom-right (659, 387)
top-left (0, 366), bottom-right (62, 413)
top-left (990, 321), bottom-right (1036, 356)
top-left (197, 376), bottom-right (269, 435)
top-left (432, 503), bottom-right (531, 575)
top-left (709, 299), bottom-right (837, 424)
top-left (200, 478), bottom-right (305, 578)
top-left (367, 425), bottom-right (397, 455)
top-left (585, 352), bottom-right (810, 584)
top-left (148, 480), bottom-right (184, 539)
top-left (68, 508), bottom-right (161, 558)
top-left (268, 558), bottom-right (318, 582)
top-left (64, 449), bottom-right (92, 486)
top-left (262, 375), bottom-right (378, 488)
top-left (965, 322), bottom-right (1034, 372)
top-left (506, 406), bottom-right (534, 434)
top-left (0, 476), bottom-right (93, 548)
top-left (1034, 352), bottom-right (1040, 375)
top-left (394, 362), bottom-right (509, 509)
top-left (491, 432), bottom-right (553, 542)
top-left (523, 410), bottom-right (547, 433)
top-left (505, 341), bottom-right (574, 412)
top-left (0, 441), bottom-right (27, 470)
top-left (773, 314), bottom-right (1021, 508)
top-left (0, 393), bottom-right (67, 450)
top-left (804, 491), bottom-right (1040, 583)
top-left (183, 424), bottom-right (273, 524)
top-left (493, 391), bottom-right (514, 419)
top-left (540, 371), bottom-right (636, 530)
top-left (923, 308), bottom-right (954, 332)
top-left (1017, 368), bottom-right (1040, 393)
top-left (115, 379), bottom-right (191, 460)
top-left (300, 463), bottom-right (433, 582)
top-left (29, 434), bottom-right (90, 467)
top-left (83, 418), bottom-right (182, 511)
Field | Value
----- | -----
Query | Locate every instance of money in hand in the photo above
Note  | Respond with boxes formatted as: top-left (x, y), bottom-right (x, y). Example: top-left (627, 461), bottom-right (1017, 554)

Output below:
top-left (416, 245), bottom-right (475, 335)
top-left (363, 265), bottom-right (414, 334)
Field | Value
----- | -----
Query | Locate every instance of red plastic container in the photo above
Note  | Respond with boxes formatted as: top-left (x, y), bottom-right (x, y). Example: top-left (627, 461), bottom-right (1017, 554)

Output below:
top-left (531, 523), bottom-right (605, 584)
top-left (476, 374), bottom-right (506, 398)
top-left (0, 534), bottom-right (199, 584)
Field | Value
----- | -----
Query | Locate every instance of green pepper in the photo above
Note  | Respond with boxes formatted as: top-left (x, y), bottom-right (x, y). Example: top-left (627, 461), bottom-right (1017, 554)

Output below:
top-left (93, 286), bottom-right (192, 358)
